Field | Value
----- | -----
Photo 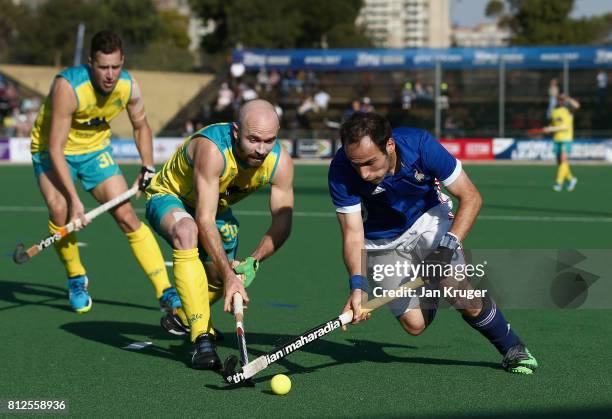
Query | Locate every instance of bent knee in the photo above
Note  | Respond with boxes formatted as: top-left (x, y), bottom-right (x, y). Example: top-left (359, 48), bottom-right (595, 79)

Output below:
top-left (398, 317), bottom-right (426, 336)
top-left (46, 198), bottom-right (68, 222)
top-left (172, 218), bottom-right (198, 249)
top-left (113, 205), bottom-right (141, 232)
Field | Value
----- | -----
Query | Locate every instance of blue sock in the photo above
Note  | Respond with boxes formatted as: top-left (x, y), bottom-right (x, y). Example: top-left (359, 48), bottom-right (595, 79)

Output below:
top-left (463, 295), bottom-right (521, 355)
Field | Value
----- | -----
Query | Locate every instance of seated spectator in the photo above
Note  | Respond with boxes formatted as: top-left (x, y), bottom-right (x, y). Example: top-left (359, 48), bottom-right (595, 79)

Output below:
top-left (343, 99), bottom-right (361, 121)
top-left (215, 82), bottom-right (234, 112)
top-left (268, 70), bottom-right (281, 93)
top-left (402, 81), bottom-right (414, 110)
top-left (240, 83), bottom-right (258, 102)
top-left (361, 96), bottom-right (374, 112)
top-left (256, 67), bottom-right (269, 92)
top-left (297, 94), bottom-right (317, 128)
top-left (314, 88), bottom-right (331, 111)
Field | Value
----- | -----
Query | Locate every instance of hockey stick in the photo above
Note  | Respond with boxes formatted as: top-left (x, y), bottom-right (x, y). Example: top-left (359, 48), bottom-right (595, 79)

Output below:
top-left (222, 293), bottom-right (255, 386)
top-left (223, 278), bottom-right (425, 384)
top-left (13, 186), bottom-right (139, 264)
top-left (526, 127), bottom-right (546, 136)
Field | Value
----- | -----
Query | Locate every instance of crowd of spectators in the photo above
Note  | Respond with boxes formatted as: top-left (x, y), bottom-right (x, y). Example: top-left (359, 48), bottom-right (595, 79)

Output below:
top-left (165, 63), bottom-right (609, 138)
top-left (0, 74), bottom-right (41, 137)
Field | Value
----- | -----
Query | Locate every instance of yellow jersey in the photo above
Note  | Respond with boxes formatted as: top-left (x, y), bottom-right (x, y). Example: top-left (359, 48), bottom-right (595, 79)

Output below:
top-left (31, 64), bottom-right (132, 155)
top-left (551, 106), bottom-right (573, 142)
top-left (146, 123), bottom-right (282, 213)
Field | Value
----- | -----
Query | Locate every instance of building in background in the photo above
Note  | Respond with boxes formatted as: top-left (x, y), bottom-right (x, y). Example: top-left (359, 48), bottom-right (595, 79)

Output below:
top-left (358, 0), bottom-right (451, 48)
top-left (453, 22), bottom-right (510, 47)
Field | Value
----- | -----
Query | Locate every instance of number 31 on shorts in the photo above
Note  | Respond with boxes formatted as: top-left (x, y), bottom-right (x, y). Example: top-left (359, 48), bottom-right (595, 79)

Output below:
top-left (219, 223), bottom-right (238, 243)
top-left (97, 151), bottom-right (116, 169)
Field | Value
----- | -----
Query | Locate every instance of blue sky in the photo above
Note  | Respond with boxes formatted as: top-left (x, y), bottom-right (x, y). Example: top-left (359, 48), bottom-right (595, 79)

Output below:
top-left (451, 0), bottom-right (612, 27)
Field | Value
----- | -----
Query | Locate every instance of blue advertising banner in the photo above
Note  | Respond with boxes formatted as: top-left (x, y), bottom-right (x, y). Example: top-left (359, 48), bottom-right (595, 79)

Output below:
top-left (234, 46), bottom-right (612, 71)
top-left (493, 139), bottom-right (612, 161)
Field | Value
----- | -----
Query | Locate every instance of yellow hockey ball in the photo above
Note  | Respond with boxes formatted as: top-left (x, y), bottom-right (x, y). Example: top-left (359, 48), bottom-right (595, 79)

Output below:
top-left (270, 374), bottom-right (291, 395)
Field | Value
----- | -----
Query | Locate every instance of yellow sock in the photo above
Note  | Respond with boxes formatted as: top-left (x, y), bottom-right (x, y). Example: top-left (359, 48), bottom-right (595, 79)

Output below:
top-left (126, 223), bottom-right (171, 298)
top-left (48, 219), bottom-right (86, 277)
top-left (556, 163), bottom-right (569, 185)
top-left (173, 248), bottom-right (214, 342)
top-left (564, 163), bottom-right (573, 181)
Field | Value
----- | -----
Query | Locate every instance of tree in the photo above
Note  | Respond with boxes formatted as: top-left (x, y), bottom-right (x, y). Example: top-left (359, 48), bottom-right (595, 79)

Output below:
top-left (507, 0), bottom-right (575, 45)
top-left (189, 0), bottom-right (370, 54)
top-left (485, 0), bottom-right (504, 18)
top-left (95, 0), bottom-right (161, 47)
top-left (6, 0), bottom-right (192, 70)
top-left (486, 0), bottom-right (612, 45)
top-left (0, 0), bottom-right (31, 61)
top-left (10, 0), bottom-right (97, 66)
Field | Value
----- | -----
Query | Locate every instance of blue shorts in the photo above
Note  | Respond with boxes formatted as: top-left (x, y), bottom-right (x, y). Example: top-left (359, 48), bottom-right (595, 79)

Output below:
top-left (32, 146), bottom-right (121, 191)
top-left (553, 141), bottom-right (572, 156)
top-left (145, 194), bottom-right (239, 262)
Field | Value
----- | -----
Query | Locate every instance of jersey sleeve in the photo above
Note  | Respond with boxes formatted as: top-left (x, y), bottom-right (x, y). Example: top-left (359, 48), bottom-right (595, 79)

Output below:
top-left (420, 131), bottom-right (462, 187)
top-left (328, 156), bottom-right (361, 213)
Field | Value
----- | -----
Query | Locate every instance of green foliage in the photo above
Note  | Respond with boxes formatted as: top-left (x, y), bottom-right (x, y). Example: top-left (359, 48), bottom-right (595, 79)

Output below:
top-left (189, 0), bottom-right (370, 53)
top-left (10, 0), bottom-right (96, 66)
top-left (0, 0), bottom-right (31, 61)
top-left (126, 41), bottom-right (194, 72)
top-left (95, 0), bottom-right (161, 46)
top-left (159, 10), bottom-right (191, 50)
top-left (4, 0), bottom-right (192, 70)
top-left (492, 0), bottom-right (611, 45)
top-left (507, 0), bottom-right (574, 45)
top-left (485, 0), bottom-right (505, 18)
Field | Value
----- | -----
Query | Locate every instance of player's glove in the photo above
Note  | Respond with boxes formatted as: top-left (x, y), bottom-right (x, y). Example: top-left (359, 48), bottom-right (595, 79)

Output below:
top-left (139, 165), bottom-right (156, 191)
top-left (233, 257), bottom-right (259, 288)
top-left (421, 233), bottom-right (460, 284)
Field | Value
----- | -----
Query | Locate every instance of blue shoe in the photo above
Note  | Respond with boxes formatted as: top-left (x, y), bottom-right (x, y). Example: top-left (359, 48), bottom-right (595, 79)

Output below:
top-left (66, 275), bottom-right (92, 314)
top-left (159, 287), bottom-right (182, 313)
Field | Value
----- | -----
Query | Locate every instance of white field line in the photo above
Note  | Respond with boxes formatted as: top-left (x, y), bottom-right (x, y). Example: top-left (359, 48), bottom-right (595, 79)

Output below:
top-left (0, 205), bottom-right (611, 223)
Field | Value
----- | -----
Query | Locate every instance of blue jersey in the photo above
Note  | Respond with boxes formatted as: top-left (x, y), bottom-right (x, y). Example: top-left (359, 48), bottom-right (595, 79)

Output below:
top-left (328, 127), bottom-right (461, 240)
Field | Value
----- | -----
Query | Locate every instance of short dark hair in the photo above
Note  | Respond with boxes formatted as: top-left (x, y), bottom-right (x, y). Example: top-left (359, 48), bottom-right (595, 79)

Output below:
top-left (340, 112), bottom-right (392, 152)
top-left (90, 30), bottom-right (123, 59)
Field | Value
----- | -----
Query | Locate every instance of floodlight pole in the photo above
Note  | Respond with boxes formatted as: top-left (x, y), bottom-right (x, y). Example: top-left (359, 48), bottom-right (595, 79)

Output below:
top-left (74, 23), bottom-right (85, 67)
top-left (563, 58), bottom-right (570, 95)
top-left (499, 58), bottom-right (506, 138)
top-left (435, 59), bottom-right (441, 138)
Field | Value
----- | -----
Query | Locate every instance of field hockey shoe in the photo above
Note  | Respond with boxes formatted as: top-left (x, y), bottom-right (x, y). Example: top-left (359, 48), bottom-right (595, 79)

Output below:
top-left (158, 287), bottom-right (181, 313)
top-left (160, 311), bottom-right (190, 336)
top-left (160, 312), bottom-right (224, 341)
top-left (502, 344), bottom-right (538, 374)
top-left (567, 177), bottom-right (578, 191)
top-left (67, 275), bottom-right (92, 313)
top-left (191, 333), bottom-right (221, 370)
